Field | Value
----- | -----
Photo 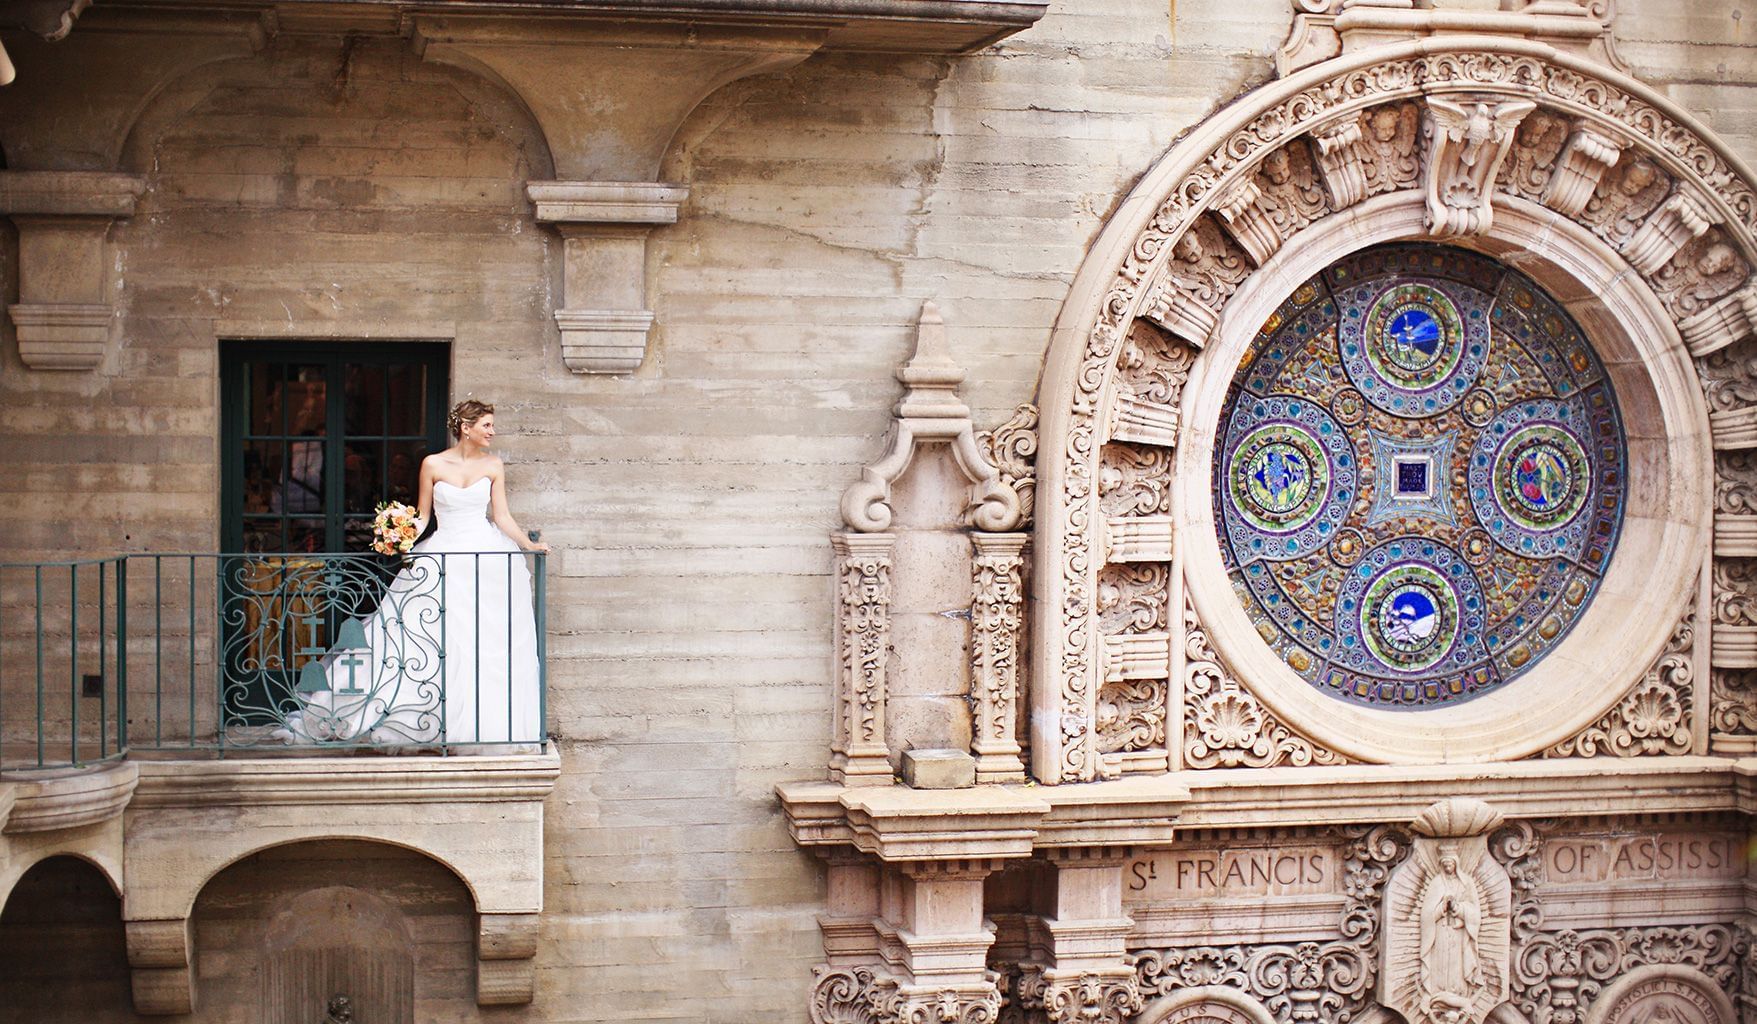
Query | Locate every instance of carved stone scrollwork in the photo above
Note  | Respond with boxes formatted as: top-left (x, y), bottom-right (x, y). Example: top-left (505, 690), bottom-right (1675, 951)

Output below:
top-left (1652, 234), bottom-right (1753, 323)
top-left (1099, 445), bottom-right (1173, 518)
top-left (978, 405), bottom-right (1040, 526)
top-left (1539, 126), bottom-right (1623, 218)
top-left (972, 533), bottom-right (1029, 782)
top-left (1183, 597), bottom-right (1345, 769)
top-left (814, 965), bottom-right (886, 1024)
top-left (1134, 943), bottom-right (1373, 1024)
top-left (881, 985), bottom-right (1006, 1024)
top-left (1713, 561), bottom-right (1757, 627)
top-left (1709, 670), bottom-right (1757, 736)
top-left (1576, 154), bottom-right (1672, 251)
top-left (1716, 453), bottom-right (1757, 516)
top-left (1043, 971), bottom-right (1144, 1024)
top-left (1139, 222), bottom-right (1251, 348)
top-left (1511, 926), bottom-right (1743, 1024)
top-left (1424, 95), bottom-right (1536, 237)
top-left (1111, 323), bottom-right (1195, 448)
top-left (1259, 144), bottom-right (1334, 241)
top-left (1699, 341), bottom-right (1757, 417)
top-left (1496, 108), bottom-right (1571, 205)
top-left (831, 532), bottom-right (897, 785)
top-left (1545, 615), bottom-right (1695, 758)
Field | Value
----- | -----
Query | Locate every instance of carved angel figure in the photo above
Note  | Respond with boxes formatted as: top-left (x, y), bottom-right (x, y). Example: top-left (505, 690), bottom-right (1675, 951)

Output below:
top-left (1580, 157), bottom-right (1670, 247)
top-left (1359, 104), bottom-right (1421, 196)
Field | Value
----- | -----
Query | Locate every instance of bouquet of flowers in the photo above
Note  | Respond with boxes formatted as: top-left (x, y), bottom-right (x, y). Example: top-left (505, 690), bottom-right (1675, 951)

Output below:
top-left (372, 501), bottom-right (421, 556)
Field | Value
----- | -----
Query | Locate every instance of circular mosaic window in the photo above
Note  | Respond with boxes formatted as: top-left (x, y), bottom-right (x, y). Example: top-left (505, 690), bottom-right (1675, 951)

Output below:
top-left (1214, 244), bottom-right (1626, 708)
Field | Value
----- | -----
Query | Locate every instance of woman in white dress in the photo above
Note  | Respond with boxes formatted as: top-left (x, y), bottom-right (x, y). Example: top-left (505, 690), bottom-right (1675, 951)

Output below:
top-left (281, 399), bottom-right (548, 746)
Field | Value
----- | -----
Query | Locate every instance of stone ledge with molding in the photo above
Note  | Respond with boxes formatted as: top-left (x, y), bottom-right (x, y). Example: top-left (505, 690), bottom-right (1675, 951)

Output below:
top-left (1280, 0), bottom-right (1630, 77)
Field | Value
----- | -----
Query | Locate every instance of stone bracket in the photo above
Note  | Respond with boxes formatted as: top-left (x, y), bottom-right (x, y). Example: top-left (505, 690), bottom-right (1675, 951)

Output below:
top-left (527, 180), bottom-right (688, 374)
top-left (1540, 126), bottom-right (1623, 218)
top-left (0, 170), bottom-right (144, 370)
top-left (1421, 94), bottom-right (1535, 238)
top-left (477, 911), bottom-right (541, 1005)
top-left (126, 918), bottom-right (194, 1016)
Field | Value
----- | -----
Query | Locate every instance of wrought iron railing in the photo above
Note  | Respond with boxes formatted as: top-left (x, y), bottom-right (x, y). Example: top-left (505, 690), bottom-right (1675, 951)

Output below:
top-left (0, 551), bottom-right (546, 770)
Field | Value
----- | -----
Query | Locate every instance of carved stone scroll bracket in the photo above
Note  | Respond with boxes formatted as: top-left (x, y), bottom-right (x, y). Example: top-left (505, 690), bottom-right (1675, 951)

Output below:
top-left (125, 917), bottom-right (194, 1015)
top-left (1212, 177), bottom-right (1283, 267)
top-left (476, 912), bottom-right (540, 1005)
top-left (1042, 970), bottom-right (1143, 1024)
top-left (1380, 798), bottom-right (1512, 1024)
top-left (977, 405), bottom-right (1040, 528)
top-left (1545, 614), bottom-right (1696, 758)
top-left (0, 170), bottom-right (144, 370)
top-left (1683, 284), bottom-right (1757, 359)
top-left (1138, 224), bottom-right (1250, 349)
top-left (831, 532), bottom-right (898, 786)
top-left (1423, 95), bottom-right (1536, 238)
top-left (1625, 188), bottom-right (1721, 277)
top-left (1310, 118), bottom-right (1369, 211)
top-left (971, 533), bottom-right (1029, 784)
top-left (841, 301), bottom-right (1026, 533)
top-left (1540, 127), bottom-right (1624, 218)
top-left (527, 181), bottom-right (687, 374)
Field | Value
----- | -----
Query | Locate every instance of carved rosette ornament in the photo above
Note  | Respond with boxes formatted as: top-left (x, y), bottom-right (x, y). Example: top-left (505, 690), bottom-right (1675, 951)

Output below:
top-left (1042, 972), bottom-right (1144, 1024)
top-left (1381, 799), bottom-right (1513, 1024)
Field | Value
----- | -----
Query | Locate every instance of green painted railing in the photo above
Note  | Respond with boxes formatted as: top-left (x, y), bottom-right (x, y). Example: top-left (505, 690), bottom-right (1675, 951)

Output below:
top-left (0, 551), bottom-right (547, 771)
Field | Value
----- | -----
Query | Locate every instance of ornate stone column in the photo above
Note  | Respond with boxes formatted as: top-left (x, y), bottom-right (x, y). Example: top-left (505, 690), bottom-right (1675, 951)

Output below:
top-left (831, 531), bottom-right (898, 786)
top-left (970, 533), bottom-right (1028, 784)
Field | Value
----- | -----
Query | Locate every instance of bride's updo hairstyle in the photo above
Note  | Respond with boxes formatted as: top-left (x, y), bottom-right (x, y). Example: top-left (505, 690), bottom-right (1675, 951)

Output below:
top-left (448, 399), bottom-right (494, 440)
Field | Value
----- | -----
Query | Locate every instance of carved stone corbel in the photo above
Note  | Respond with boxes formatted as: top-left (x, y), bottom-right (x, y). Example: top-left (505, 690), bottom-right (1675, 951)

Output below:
top-left (1042, 971), bottom-right (1143, 1024)
top-left (971, 533), bottom-right (1028, 783)
top-left (840, 301), bottom-right (1026, 533)
top-left (1624, 188), bottom-right (1720, 276)
top-left (125, 917), bottom-right (194, 1015)
top-left (526, 182), bottom-right (688, 374)
top-left (1423, 96), bottom-right (1537, 237)
top-left (1681, 283), bottom-right (1757, 358)
top-left (1309, 118), bottom-right (1368, 211)
top-left (831, 532), bottom-right (897, 786)
top-left (1211, 177), bottom-right (1283, 267)
top-left (414, 19), bottom-right (822, 375)
top-left (0, 170), bottom-right (143, 370)
top-left (1540, 126), bottom-right (1623, 217)
top-left (476, 912), bottom-right (540, 1005)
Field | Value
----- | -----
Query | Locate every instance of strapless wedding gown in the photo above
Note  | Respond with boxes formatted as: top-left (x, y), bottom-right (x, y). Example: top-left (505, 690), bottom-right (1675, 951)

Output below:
top-left (281, 478), bottom-right (542, 746)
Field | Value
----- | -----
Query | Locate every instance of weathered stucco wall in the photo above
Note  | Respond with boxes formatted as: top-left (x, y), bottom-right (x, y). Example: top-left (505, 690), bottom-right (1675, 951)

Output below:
top-left (1, 0), bottom-right (1754, 1020)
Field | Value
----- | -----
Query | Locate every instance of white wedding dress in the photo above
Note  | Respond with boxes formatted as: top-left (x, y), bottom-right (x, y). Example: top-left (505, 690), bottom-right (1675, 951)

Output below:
top-left (280, 477), bottom-right (542, 746)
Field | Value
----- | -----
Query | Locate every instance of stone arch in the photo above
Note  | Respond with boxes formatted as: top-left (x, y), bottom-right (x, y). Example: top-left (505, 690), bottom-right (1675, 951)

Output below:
top-left (1032, 38), bottom-right (1757, 783)
top-left (1584, 964), bottom-right (1737, 1024)
top-left (1136, 986), bottom-right (1278, 1024)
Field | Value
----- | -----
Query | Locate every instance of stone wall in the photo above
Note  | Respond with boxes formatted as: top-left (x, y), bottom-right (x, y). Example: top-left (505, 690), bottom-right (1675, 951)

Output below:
top-left (0, 1), bottom-right (1753, 1021)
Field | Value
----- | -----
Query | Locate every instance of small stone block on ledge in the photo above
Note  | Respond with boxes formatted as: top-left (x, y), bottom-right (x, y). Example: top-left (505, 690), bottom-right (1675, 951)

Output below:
top-left (901, 748), bottom-right (976, 790)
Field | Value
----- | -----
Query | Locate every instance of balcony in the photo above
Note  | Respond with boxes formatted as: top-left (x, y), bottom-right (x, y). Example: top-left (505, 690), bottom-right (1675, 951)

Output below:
top-left (0, 550), bottom-right (561, 1012)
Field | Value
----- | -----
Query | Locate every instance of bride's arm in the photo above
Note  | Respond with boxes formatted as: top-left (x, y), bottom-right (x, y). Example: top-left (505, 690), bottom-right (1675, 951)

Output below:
top-left (414, 457), bottom-right (435, 534)
top-left (489, 460), bottom-right (549, 553)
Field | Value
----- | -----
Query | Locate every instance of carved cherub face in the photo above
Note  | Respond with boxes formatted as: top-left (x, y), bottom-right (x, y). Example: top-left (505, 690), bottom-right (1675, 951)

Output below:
top-left (1519, 112), bottom-right (1555, 144)
top-left (1263, 150), bottom-right (1292, 185)
top-left (1698, 243), bottom-right (1738, 276)
top-left (1370, 108), bottom-right (1400, 143)
top-left (1620, 160), bottom-right (1657, 195)
top-left (1174, 232), bottom-right (1205, 263)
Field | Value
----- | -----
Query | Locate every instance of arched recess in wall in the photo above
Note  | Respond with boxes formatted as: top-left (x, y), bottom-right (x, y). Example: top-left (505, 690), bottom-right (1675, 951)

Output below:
top-left (1031, 38), bottom-right (1757, 783)
top-left (0, 856), bottom-right (133, 1019)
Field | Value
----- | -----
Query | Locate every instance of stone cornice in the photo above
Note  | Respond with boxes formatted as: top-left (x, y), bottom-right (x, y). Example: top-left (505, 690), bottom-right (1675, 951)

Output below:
top-left (782, 757), bottom-right (1757, 858)
top-left (128, 750), bottom-right (561, 807)
top-left (1, 759), bottom-right (138, 833)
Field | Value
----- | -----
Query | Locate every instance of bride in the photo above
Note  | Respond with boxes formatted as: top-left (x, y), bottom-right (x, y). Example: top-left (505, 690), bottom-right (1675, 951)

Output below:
top-left (279, 399), bottom-right (548, 746)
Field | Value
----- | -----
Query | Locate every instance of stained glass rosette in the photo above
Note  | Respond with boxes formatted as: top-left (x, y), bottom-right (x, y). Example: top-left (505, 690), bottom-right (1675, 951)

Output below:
top-left (1213, 244), bottom-right (1627, 708)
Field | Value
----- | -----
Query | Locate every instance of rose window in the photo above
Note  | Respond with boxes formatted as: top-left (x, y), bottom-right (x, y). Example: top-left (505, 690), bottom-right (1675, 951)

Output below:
top-left (1214, 243), bottom-right (1627, 708)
